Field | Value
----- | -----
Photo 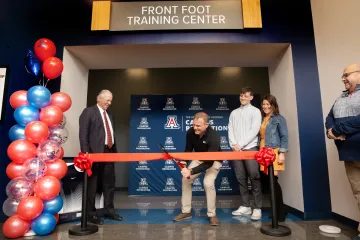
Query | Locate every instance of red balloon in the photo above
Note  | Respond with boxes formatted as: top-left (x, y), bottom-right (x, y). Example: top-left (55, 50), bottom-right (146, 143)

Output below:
top-left (54, 213), bottom-right (59, 223)
top-left (40, 105), bottom-right (63, 127)
top-left (33, 176), bottom-right (61, 200)
top-left (6, 162), bottom-right (24, 179)
top-left (42, 57), bottom-right (63, 80)
top-left (24, 121), bottom-right (50, 144)
top-left (7, 140), bottom-right (37, 164)
top-left (45, 159), bottom-right (68, 179)
top-left (9, 90), bottom-right (29, 109)
top-left (59, 146), bottom-right (64, 159)
top-left (50, 92), bottom-right (72, 112)
top-left (17, 196), bottom-right (43, 221)
top-left (34, 38), bottom-right (56, 62)
top-left (2, 215), bottom-right (31, 239)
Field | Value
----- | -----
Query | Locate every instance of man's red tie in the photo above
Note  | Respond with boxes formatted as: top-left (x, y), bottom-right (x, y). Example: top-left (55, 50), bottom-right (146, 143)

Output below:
top-left (103, 110), bottom-right (113, 148)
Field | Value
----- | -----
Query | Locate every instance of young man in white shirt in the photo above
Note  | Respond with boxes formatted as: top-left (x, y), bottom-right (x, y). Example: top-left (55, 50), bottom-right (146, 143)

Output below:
top-left (228, 87), bottom-right (262, 220)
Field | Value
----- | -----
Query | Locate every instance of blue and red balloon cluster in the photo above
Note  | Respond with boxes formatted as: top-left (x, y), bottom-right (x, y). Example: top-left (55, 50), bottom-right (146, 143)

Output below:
top-left (2, 38), bottom-right (72, 239)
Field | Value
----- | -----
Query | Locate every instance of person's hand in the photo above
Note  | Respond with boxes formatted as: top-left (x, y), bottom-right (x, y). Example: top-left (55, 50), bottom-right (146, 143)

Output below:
top-left (232, 144), bottom-right (241, 151)
top-left (327, 128), bottom-right (346, 140)
top-left (337, 135), bottom-right (346, 141)
top-left (179, 161), bottom-right (187, 167)
top-left (278, 153), bottom-right (285, 164)
top-left (327, 128), bottom-right (337, 139)
top-left (181, 168), bottom-right (191, 178)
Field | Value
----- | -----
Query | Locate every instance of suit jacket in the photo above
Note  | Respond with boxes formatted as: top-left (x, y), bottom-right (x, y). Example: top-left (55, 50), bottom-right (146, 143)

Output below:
top-left (79, 105), bottom-right (117, 153)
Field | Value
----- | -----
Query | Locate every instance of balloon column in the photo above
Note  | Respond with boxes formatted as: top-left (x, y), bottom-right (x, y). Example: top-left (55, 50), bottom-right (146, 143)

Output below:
top-left (2, 38), bottom-right (72, 239)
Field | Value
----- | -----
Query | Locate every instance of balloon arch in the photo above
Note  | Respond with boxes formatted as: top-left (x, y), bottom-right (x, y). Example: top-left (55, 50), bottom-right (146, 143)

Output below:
top-left (2, 38), bottom-right (72, 238)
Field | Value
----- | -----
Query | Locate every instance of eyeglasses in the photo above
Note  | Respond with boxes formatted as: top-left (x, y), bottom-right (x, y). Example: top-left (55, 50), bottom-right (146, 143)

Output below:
top-left (341, 70), bottom-right (360, 80)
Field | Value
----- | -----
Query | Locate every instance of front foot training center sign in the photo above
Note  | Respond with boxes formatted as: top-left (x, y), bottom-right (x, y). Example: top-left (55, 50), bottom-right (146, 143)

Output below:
top-left (110, 1), bottom-right (244, 31)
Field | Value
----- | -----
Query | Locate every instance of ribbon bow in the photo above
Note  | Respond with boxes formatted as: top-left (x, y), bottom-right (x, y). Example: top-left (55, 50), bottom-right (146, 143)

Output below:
top-left (254, 147), bottom-right (276, 174)
top-left (74, 152), bottom-right (93, 177)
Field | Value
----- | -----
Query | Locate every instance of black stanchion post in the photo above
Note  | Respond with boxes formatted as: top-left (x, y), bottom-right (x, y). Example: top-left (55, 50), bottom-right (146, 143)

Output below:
top-left (269, 164), bottom-right (278, 229)
top-left (69, 171), bottom-right (98, 236)
top-left (260, 164), bottom-right (291, 237)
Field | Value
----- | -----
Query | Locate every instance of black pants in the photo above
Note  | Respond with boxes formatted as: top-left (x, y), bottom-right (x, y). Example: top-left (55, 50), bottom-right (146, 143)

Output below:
top-left (270, 176), bottom-right (287, 221)
top-left (87, 145), bottom-right (116, 217)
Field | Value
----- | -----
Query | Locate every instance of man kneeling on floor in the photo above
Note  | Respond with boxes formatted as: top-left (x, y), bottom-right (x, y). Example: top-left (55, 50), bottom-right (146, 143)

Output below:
top-left (173, 112), bottom-right (222, 226)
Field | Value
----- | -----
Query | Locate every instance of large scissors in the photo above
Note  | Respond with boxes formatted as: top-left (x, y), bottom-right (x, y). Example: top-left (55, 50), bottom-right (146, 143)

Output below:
top-left (158, 144), bottom-right (190, 179)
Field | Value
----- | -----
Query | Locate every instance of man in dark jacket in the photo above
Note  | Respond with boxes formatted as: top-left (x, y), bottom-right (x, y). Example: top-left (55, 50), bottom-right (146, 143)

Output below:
top-left (79, 89), bottom-right (122, 224)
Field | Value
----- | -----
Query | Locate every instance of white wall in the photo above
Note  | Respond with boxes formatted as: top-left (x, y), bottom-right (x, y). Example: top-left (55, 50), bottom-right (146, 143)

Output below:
top-left (60, 48), bottom-right (89, 158)
top-left (311, 0), bottom-right (360, 221)
top-left (268, 45), bottom-right (304, 212)
top-left (61, 48), bottom-right (130, 188)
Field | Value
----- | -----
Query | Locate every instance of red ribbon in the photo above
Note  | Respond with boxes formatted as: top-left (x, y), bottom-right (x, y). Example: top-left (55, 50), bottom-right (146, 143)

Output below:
top-left (162, 153), bottom-right (173, 160)
top-left (74, 152), bottom-right (94, 177)
top-left (254, 147), bottom-right (276, 174)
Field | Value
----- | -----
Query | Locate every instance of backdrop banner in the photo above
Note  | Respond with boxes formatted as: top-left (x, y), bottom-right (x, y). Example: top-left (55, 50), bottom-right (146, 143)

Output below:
top-left (128, 94), bottom-right (260, 196)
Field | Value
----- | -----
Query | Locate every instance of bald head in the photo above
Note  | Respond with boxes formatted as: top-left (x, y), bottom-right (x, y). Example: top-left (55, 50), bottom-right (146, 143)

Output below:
top-left (344, 63), bottom-right (360, 73)
top-left (342, 63), bottom-right (360, 91)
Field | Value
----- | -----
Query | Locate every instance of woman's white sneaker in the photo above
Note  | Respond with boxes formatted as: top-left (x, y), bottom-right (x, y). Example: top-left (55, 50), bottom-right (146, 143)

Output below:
top-left (251, 209), bottom-right (262, 220)
top-left (232, 206), bottom-right (252, 216)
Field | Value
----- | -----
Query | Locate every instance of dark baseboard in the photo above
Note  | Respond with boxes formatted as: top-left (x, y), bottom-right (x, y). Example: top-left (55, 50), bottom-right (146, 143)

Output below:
top-left (302, 211), bottom-right (332, 220)
top-left (285, 204), bottom-right (305, 219)
top-left (285, 205), bottom-right (333, 220)
top-left (115, 187), bottom-right (128, 191)
top-left (285, 205), bottom-right (358, 230)
top-left (332, 212), bottom-right (359, 230)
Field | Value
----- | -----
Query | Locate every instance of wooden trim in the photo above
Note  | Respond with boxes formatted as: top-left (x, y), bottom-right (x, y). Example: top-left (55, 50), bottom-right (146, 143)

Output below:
top-left (91, 1), bottom-right (111, 31)
top-left (241, 0), bottom-right (262, 28)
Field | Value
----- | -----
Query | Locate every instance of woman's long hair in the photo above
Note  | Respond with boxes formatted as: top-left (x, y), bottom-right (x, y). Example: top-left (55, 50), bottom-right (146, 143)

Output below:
top-left (261, 94), bottom-right (280, 117)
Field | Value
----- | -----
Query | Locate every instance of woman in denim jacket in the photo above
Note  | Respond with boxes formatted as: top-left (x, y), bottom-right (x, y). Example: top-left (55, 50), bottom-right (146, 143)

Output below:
top-left (259, 94), bottom-right (289, 221)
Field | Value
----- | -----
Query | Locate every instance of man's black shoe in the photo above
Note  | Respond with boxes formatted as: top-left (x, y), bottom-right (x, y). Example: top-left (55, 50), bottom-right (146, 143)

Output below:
top-left (105, 213), bottom-right (123, 221)
top-left (88, 215), bottom-right (104, 225)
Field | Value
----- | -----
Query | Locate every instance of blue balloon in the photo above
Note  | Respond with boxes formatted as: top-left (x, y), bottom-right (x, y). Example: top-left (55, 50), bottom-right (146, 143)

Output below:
top-left (31, 213), bottom-right (57, 236)
top-left (14, 105), bottom-right (39, 126)
top-left (25, 50), bottom-right (41, 77)
top-left (27, 85), bottom-right (51, 109)
top-left (43, 195), bottom-right (63, 214)
top-left (8, 124), bottom-right (26, 141)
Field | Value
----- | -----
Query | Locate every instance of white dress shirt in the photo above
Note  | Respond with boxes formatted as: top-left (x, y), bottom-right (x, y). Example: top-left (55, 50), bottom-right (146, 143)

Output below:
top-left (97, 104), bottom-right (114, 145)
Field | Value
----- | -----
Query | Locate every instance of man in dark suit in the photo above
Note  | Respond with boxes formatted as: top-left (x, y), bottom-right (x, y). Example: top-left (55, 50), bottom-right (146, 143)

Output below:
top-left (79, 89), bottom-right (122, 224)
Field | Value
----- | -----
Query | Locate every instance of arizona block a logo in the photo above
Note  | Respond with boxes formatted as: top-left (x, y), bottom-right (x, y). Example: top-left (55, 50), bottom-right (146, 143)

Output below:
top-left (164, 115), bottom-right (181, 129)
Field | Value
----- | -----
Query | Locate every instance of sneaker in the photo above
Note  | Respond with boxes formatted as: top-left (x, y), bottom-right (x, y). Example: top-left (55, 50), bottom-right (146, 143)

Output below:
top-left (251, 209), bottom-right (262, 220)
top-left (173, 212), bottom-right (192, 222)
top-left (232, 206), bottom-right (252, 216)
top-left (209, 216), bottom-right (220, 226)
